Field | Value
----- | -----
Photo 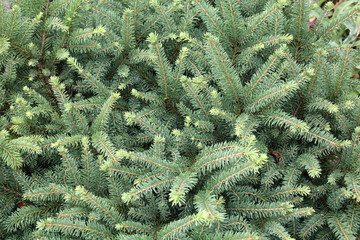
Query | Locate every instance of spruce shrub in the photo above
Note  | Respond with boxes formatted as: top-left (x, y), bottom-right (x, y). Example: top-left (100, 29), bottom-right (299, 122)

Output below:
top-left (0, 0), bottom-right (359, 239)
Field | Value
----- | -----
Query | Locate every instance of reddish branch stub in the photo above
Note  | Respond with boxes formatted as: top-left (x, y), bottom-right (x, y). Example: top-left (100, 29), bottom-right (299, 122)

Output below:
top-left (17, 202), bottom-right (26, 207)
top-left (309, 17), bottom-right (317, 30)
top-left (269, 149), bottom-right (281, 166)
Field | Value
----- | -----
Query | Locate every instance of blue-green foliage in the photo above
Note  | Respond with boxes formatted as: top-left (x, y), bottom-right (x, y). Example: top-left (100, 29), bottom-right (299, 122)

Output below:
top-left (0, 0), bottom-right (359, 239)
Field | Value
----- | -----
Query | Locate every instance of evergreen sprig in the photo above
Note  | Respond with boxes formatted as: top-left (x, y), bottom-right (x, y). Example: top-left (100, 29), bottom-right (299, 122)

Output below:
top-left (0, 0), bottom-right (359, 239)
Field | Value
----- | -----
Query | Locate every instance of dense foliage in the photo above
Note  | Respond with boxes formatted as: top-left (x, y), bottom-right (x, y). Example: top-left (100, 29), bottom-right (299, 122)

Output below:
top-left (0, 0), bottom-right (359, 239)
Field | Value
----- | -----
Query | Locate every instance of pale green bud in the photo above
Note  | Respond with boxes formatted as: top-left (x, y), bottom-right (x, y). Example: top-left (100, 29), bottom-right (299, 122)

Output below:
top-left (343, 100), bottom-right (355, 109)
top-left (185, 116), bottom-right (191, 127)
top-left (58, 146), bottom-right (67, 153)
top-left (81, 137), bottom-right (88, 146)
top-left (56, 49), bottom-right (70, 60)
top-left (115, 224), bottom-right (124, 230)
top-left (196, 210), bottom-right (210, 221)
top-left (49, 76), bottom-right (59, 85)
top-left (75, 185), bottom-right (87, 195)
top-left (149, 0), bottom-right (158, 6)
top-left (36, 218), bottom-right (53, 230)
top-left (100, 160), bottom-right (112, 171)
top-left (121, 192), bottom-right (132, 202)
top-left (28, 59), bottom-right (38, 67)
top-left (209, 108), bottom-right (224, 116)
top-left (35, 12), bottom-right (43, 20)
top-left (154, 135), bottom-right (165, 144)
top-left (343, 189), bottom-right (352, 198)
top-left (28, 42), bottom-right (35, 49)
top-left (25, 111), bottom-right (33, 118)
top-left (131, 89), bottom-right (139, 97)
top-left (116, 149), bottom-right (129, 158)
top-left (211, 90), bottom-right (218, 98)
top-left (64, 193), bottom-right (72, 201)
top-left (112, 93), bottom-right (121, 100)
top-left (324, 2), bottom-right (334, 11)
top-left (255, 43), bottom-right (265, 50)
top-left (118, 65), bottom-right (130, 77)
top-left (277, 0), bottom-right (290, 7)
top-left (124, 112), bottom-right (135, 124)
top-left (180, 76), bottom-right (188, 83)
top-left (355, 126), bottom-right (360, 135)
top-left (257, 154), bottom-right (268, 164)
top-left (328, 104), bottom-right (338, 113)
top-left (172, 129), bottom-right (181, 136)
top-left (58, 83), bottom-right (65, 90)
top-left (147, 32), bottom-right (158, 43)
top-left (64, 103), bottom-right (72, 112)
top-left (67, 57), bottom-right (75, 65)
top-left (0, 37), bottom-right (10, 55)
top-left (179, 32), bottom-right (190, 40)
top-left (0, 130), bottom-right (9, 138)
top-left (275, 45), bottom-right (286, 57)
top-left (118, 83), bottom-right (127, 90)
top-left (15, 98), bottom-right (25, 104)
top-left (168, 33), bottom-right (177, 40)
top-left (306, 68), bottom-right (315, 76)
top-left (340, 140), bottom-right (351, 147)
top-left (95, 25), bottom-right (106, 34)
top-left (284, 34), bottom-right (293, 41)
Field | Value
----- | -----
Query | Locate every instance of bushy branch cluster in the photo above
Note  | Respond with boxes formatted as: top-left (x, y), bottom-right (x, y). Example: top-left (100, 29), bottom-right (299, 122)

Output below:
top-left (0, 0), bottom-right (359, 239)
